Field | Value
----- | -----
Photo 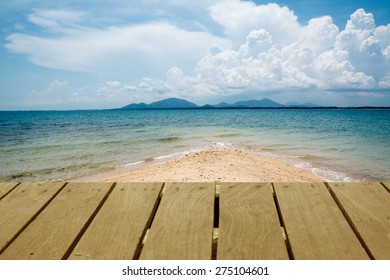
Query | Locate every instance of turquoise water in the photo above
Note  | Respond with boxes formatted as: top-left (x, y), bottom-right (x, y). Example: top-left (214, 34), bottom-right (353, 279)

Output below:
top-left (0, 109), bottom-right (389, 182)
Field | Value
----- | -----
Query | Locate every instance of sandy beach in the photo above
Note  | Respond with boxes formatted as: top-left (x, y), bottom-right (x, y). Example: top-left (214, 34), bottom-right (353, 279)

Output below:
top-left (97, 147), bottom-right (323, 182)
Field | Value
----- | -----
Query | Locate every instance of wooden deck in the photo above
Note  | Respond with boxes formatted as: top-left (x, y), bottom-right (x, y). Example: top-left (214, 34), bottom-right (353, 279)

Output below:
top-left (0, 182), bottom-right (389, 260)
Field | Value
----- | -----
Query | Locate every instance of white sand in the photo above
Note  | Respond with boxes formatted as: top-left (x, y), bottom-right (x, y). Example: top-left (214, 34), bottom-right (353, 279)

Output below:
top-left (97, 147), bottom-right (322, 182)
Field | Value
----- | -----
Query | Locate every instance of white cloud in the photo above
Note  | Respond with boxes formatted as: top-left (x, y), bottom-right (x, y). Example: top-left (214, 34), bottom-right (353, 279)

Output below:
top-left (14, 23), bottom-right (25, 30)
top-left (23, 79), bottom-right (134, 109)
top-left (6, 10), bottom-right (230, 77)
top-left (25, 79), bottom-right (75, 108)
top-left (379, 73), bottom-right (390, 88)
top-left (4, 1), bottom-right (390, 108)
top-left (347, 8), bottom-right (375, 30)
top-left (300, 16), bottom-right (339, 54)
top-left (210, 1), bottom-right (300, 48)
top-left (189, 4), bottom-right (389, 96)
top-left (375, 24), bottom-right (390, 52)
top-left (27, 9), bottom-right (87, 32)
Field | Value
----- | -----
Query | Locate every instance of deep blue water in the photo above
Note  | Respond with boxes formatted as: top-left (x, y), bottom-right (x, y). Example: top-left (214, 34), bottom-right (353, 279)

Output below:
top-left (0, 109), bottom-right (389, 181)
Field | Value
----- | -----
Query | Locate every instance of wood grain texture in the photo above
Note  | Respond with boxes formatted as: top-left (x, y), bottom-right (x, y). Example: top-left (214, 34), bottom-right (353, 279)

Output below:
top-left (218, 182), bottom-right (288, 259)
top-left (328, 182), bottom-right (390, 259)
top-left (0, 182), bottom-right (112, 260)
top-left (274, 182), bottom-right (369, 260)
top-left (69, 182), bottom-right (163, 260)
top-left (0, 182), bottom-right (64, 253)
top-left (0, 182), bottom-right (19, 199)
top-left (1, 181), bottom-right (388, 260)
top-left (140, 182), bottom-right (215, 260)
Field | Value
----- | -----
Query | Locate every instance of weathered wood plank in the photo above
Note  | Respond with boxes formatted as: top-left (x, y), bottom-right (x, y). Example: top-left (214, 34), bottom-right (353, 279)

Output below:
top-left (218, 182), bottom-right (289, 260)
top-left (328, 182), bottom-right (390, 260)
top-left (274, 182), bottom-right (369, 260)
top-left (69, 182), bottom-right (163, 260)
top-left (0, 182), bottom-right (112, 260)
top-left (0, 182), bottom-right (65, 253)
top-left (140, 182), bottom-right (215, 260)
top-left (0, 182), bottom-right (19, 199)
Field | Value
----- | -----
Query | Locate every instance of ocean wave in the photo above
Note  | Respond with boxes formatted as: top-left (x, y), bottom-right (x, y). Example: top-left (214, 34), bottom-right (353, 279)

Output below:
top-left (294, 161), bottom-right (355, 182)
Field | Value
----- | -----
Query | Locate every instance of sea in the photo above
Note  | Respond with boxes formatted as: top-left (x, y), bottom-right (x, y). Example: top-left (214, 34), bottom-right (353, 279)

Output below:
top-left (0, 109), bottom-right (389, 182)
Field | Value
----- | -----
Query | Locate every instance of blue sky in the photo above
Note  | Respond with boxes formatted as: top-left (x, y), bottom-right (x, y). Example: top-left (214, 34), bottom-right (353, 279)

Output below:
top-left (0, 0), bottom-right (389, 109)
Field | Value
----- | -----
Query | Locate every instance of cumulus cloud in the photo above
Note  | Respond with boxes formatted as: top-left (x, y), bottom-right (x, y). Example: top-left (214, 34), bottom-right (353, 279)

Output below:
top-left (179, 2), bottom-right (389, 100)
top-left (196, 2), bottom-right (389, 95)
top-left (210, 1), bottom-right (300, 48)
top-left (334, 9), bottom-right (386, 79)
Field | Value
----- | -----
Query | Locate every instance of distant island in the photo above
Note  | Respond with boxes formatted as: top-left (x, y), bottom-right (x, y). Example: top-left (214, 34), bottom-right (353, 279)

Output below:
top-left (118, 97), bottom-right (390, 110)
top-left (119, 97), bottom-right (323, 110)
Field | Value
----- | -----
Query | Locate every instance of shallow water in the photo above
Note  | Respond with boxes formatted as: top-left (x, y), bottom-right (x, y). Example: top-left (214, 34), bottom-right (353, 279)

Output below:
top-left (1, 109), bottom-right (389, 182)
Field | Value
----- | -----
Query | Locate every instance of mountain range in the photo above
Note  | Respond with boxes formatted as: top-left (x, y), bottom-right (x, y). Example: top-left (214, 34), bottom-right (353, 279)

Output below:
top-left (120, 97), bottom-right (320, 110)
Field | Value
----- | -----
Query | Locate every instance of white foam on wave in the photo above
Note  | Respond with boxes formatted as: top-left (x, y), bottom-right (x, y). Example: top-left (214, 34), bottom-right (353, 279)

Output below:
top-left (118, 143), bottom-right (224, 169)
top-left (294, 161), bottom-right (355, 182)
top-left (120, 160), bottom-right (145, 168)
top-left (153, 148), bottom-right (201, 160)
top-left (214, 142), bottom-right (232, 147)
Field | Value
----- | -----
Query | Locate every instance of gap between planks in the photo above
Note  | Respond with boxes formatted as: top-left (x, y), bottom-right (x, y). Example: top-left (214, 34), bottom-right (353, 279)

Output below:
top-left (139, 182), bottom-right (215, 260)
top-left (327, 182), bottom-right (390, 260)
top-left (273, 182), bottom-right (369, 259)
top-left (324, 182), bottom-right (375, 259)
top-left (0, 182), bottom-right (68, 256)
top-left (66, 182), bottom-right (164, 260)
top-left (271, 182), bottom-right (294, 260)
top-left (62, 182), bottom-right (117, 259)
top-left (133, 182), bottom-right (217, 260)
top-left (0, 182), bottom-right (21, 201)
top-left (381, 182), bottom-right (390, 193)
top-left (132, 183), bottom-right (165, 260)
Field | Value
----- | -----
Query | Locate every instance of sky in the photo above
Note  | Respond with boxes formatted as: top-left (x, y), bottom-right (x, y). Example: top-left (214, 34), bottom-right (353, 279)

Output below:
top-left (0, 0), bottom-right (389, 110)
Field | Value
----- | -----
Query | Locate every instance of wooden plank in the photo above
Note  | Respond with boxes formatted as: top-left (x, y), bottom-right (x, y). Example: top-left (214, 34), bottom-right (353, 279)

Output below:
top-left (0, 182), bottom-right (19, 199)
top-left (217, 183), bottom-right (288, 259)
top-left (0, 182), bottom-right (112, 260)
top-left (328, 182), bottom-right (390, 260)
top-left (140, 182), bottom-right (215, 260)
top-left (0, 182), bottom-right (65, 253)
top-left (69, 182), bottom-right (163, 260)
top-left (274, 182), bottom-right (369, 260)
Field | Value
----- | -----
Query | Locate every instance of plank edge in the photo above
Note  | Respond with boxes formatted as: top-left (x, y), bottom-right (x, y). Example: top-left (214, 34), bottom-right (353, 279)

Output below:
top-left (132, 182), bottom-right (165, 260)
top-left (325, 182), bottom-right (374, 259)
top-left (271, 182), bottom-right (294, 260)
top-left (63, 182), bottom-right (116, 260)
top-left (0, 182), bottom-right (21, 200)
top-left (0, 182), bottom-right (68, 256)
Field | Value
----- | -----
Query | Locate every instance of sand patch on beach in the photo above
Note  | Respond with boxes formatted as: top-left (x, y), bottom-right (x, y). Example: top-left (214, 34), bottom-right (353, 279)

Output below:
top-left (98, 147), bottom-right (322, 182)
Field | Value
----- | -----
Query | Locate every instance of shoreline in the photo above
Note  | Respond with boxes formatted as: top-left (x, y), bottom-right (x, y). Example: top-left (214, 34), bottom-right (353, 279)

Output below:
top-left (82, 146), bottom-right (324, 182)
